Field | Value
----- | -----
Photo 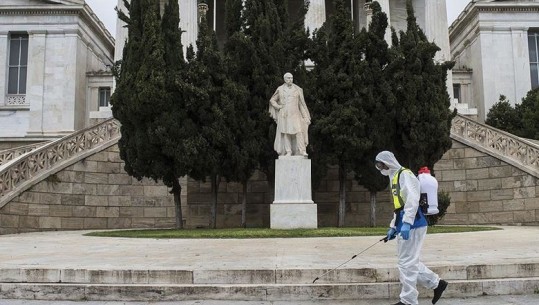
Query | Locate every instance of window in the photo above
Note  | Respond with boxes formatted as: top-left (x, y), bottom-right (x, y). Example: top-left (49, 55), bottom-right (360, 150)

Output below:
top-left (99, 87), bottom-right (111, 107)
top-left (453, 84), bottom-right (461, 103)
top-left (8, 33), bottom-right (29, 95)
top-left (528, 31), bottom-right (539, 89)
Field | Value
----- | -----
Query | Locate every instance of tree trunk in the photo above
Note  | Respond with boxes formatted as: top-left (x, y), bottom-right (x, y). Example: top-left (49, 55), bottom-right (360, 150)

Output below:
top-left (241, 181), bottom-right (247, 228)
top-left (210, 174), bottom-right (220, 229)
top-left (171, 177), bottom-right (183, 229)
top-left (338, 164), bottom-right (346, 227)
top-left (370, 191), bottom-right (377, 227)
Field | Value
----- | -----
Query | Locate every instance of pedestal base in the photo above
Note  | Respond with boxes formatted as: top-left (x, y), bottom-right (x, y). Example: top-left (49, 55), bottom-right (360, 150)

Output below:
top-left (270, 203), bottom-right (318, 229)
top-left (271, 156), bottom-right (317, 229)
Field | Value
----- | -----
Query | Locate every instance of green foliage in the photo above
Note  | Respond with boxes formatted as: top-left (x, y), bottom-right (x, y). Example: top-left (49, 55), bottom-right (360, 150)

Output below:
top-left (486, 88), bottom-right (539, 140)
top-left (519, 88), bottom-right (539, 139)
top-left (352, 1), bottom-right (394, 195)
top-left (427, 191), bottom-right (451, 226)
top-left (112, 0), bottom-right (206, 229)
top-left (308, 0), bottom-right (370, 226)
top-left (112, 0), bottom-right (169, 183)
top-left (389, 0), bottom-right (456, 171)
top-left (485, 95), bottom-right (522, 135)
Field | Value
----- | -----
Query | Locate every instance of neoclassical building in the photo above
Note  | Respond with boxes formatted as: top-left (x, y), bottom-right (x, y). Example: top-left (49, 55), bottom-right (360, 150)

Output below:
top-left (450, 0), bottom-right (539, 121)
top-left (0, 0), bottom-right (114, 149)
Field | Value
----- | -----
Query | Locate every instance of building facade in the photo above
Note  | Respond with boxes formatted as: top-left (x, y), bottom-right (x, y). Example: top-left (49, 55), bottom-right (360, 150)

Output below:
top-left (450, 0), bottom-right (539, 121)
top-left (0, 0), bottom-right (114, 149)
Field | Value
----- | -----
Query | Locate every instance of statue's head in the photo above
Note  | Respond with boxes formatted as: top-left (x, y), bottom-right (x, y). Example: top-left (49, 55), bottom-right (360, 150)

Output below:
top-left (283, 72), bottom-right (293, 85)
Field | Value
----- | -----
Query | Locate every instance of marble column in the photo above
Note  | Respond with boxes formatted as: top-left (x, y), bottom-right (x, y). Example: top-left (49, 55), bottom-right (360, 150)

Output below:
top-left (376, 0), bottom-right (392, 43)
top-left (26, 30), bottom-right (47, 135)
top-left (305, 0), bottom-right (326, 34)
top-left (179, 0), bottom-right (198, 53)
top-left (512, 27), bottom-right (532, 103)
top-left (0, 32), bottom-right (7, 105)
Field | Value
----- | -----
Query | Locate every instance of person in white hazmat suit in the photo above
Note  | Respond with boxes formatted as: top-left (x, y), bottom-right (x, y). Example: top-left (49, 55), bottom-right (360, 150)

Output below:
top-left (375, 151), bottom-right (447, 305)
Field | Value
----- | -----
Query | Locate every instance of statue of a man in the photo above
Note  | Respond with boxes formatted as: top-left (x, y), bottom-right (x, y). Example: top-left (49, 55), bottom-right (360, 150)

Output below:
top-left (269, 72), bottom-right (311, 157)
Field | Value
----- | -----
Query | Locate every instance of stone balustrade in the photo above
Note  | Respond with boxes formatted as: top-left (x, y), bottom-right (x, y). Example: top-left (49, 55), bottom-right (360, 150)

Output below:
top-left (0, 118), bottom-right (120, 208)
top-left (0, 142), bottom-right (49, 167)
top-left (451, 114), bottom-right (539, 178)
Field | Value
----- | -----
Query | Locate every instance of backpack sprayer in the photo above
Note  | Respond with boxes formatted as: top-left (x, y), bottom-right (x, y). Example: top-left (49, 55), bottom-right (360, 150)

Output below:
top-left (312, 236), bottom-right (388, 283)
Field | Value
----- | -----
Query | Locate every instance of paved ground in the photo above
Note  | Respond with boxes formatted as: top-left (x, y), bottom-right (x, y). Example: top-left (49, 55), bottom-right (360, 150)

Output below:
top-left (0, 226), bottom-right (538, 271)
top-left (3, 295), bottom-right (539, 304)
top-left (1, 226), bottom-right (539, 303)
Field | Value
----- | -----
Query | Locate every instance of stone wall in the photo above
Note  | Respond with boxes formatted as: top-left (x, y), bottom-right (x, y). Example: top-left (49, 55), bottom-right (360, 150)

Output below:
top-left (2, 139), bottom-right (539, 234)
top-left (187, 140), bottom-right (539, 228)
top-left (0, 145), bottom-right (184, 235)
top-left (434, 141), bottom-right (539, 225)
top-left (186, 167), bottom-right (395, 229)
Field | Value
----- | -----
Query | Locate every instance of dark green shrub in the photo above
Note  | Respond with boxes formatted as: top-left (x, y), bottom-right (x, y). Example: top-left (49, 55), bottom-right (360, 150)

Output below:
top-left (485, 95), bottom-right (521, 135)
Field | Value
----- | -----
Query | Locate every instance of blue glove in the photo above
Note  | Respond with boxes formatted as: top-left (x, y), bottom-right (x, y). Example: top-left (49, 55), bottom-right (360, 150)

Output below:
top-left (400, 222), bottom-right (411, 240)
top-left (386, 227), bottom-right (397, 241)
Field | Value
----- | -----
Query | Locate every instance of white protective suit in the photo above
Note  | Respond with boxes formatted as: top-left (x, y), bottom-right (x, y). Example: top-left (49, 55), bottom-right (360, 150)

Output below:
top-left (375, 151), bottom-right (440, 305)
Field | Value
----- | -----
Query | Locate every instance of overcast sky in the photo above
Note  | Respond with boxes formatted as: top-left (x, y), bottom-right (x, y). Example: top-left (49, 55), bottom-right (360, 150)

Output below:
top-left (86, 0), bottom-right (473, 37)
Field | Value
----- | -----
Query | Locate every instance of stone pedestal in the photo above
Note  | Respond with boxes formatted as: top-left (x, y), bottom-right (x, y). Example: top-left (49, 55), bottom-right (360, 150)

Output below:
top-left (270, 156), bottom-right (317, 229)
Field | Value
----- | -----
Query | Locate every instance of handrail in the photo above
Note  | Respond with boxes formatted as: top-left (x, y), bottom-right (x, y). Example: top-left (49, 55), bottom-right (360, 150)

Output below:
top-left (0, 142), bottom-right (50, 167)
top-left (451, 114), bottom-right (539, 178)
top-left (0, 118), bottom-right (121, 207)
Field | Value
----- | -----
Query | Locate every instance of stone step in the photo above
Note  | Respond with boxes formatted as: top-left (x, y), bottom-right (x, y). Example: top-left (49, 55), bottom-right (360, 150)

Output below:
top-left (1, 277), bottom-right (539, 301)
top-left (2, 263), bottom-right (539, 285)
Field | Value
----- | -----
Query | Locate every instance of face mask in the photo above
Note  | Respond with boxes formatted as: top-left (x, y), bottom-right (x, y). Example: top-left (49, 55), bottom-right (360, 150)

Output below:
top-left (380, 169), bottom-right (390, 176)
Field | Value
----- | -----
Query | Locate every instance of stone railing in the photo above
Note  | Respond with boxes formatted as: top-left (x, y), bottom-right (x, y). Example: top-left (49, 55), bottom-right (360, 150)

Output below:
top-left (451, 114), bottom-right (539, 177)
top-left (0, 118), bottom-right (121, 207)
top-left (0, 142), bottom-right (50, 167)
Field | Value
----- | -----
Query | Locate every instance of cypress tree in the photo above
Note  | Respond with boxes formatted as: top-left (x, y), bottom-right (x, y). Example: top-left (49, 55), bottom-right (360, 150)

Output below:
top-left (309, 0), bottom-right (370, 227)
top-left (112, 0), bottom-right (205, 229)
top-left (188, 12), bottom-right (237, 229)
top-left (351, 1), bottom-right (395, 227)
top-left (389, 0), bottom-right (456, 171)
top-left (222, 0), bottom-right (261, 228)
top-left (112, 0), bottom-right (168, 185)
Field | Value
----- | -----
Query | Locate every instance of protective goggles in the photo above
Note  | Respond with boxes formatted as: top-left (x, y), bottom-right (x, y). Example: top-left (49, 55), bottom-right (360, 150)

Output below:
top-left (375, 161), bottom-right (387, 171)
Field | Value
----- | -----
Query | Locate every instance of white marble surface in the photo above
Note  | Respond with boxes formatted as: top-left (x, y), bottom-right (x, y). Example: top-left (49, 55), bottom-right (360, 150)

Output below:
top-left (271, 157), bottom-right (316, 229)
top-left (270, 203), bottom-right (317, 229)
top-left (273, 157), bottom-right (313, 204)
top-left (0, 3), bottom-right (114, 138)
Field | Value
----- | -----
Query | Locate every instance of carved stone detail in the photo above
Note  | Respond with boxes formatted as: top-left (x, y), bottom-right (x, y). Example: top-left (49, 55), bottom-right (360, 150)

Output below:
top-left (0, 142), bottom-right (49, 167)
top-left (451, 115), bottom-right (539, 176)
top-left (0, 119), bottom-right (120, 203)
top-left (6, 95), bottom-right (27, 106)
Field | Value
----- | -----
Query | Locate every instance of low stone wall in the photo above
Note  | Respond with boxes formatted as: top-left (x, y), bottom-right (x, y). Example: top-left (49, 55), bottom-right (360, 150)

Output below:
top-left (186, 167), bottom-right (394, 229)
top-left (187, 140), bottom-right (539, 228)
top-left (434, 141), bottom-right (539, 225)
top-left (0, 145), bottom-right (184, 235)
